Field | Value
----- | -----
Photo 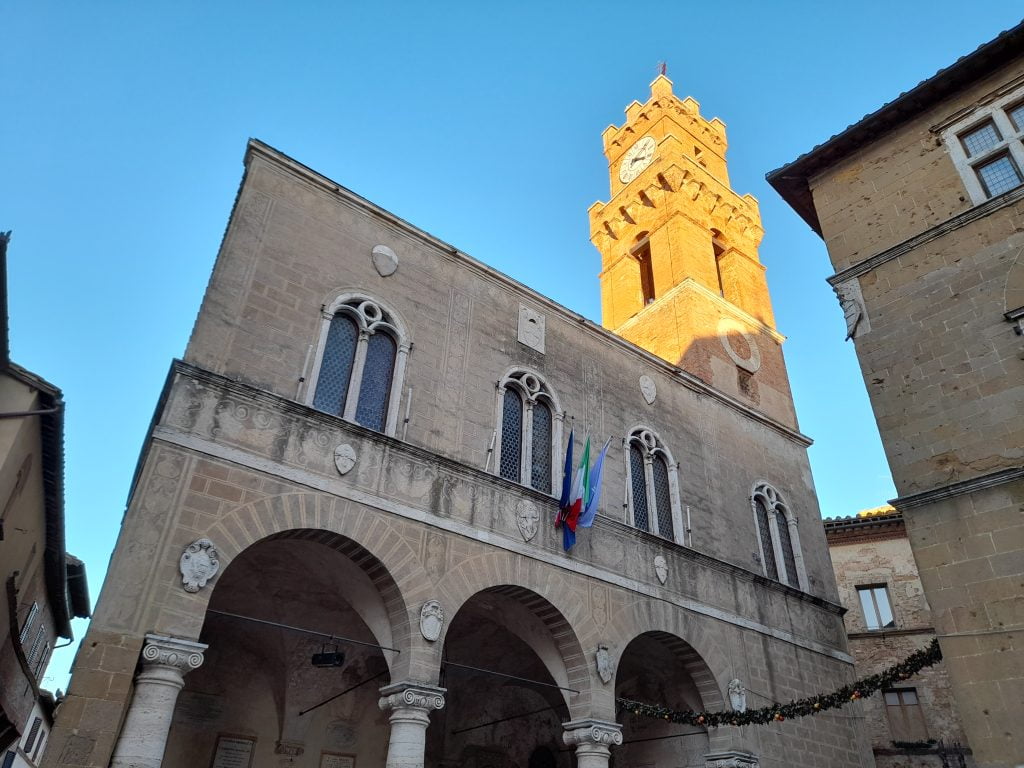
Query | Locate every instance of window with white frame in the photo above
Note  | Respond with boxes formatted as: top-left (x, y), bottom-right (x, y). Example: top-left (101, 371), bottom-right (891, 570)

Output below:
top-left (626, 428), bottom-right (681, 542)
top-left (942, 85), bottom-right (1024, 205)
top-left (309, 295), bottom-right (409, 436)
top-left (857, 584), bottom-right (896, 630)
top-left (495, 370), bottom-right (563, 494)
top-left (751, 482), bottom-right (806, 590)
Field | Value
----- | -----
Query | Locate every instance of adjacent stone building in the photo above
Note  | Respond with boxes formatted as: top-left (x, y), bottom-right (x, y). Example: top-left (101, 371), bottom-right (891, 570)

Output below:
top-left (826, 506), bottom-right (973, 767)
top-left (45, 78), bottom-right (871, 768)
top-left (768, 23), bottom-right (1024, 768)
top-left (1, 232), bottom-right (91, 760)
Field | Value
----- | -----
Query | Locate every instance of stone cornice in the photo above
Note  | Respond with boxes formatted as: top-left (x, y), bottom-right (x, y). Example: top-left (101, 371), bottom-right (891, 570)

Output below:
top-left (615, 277), bottom-right (786, 344)
top-left (847, 626), bottom-right (936, 640)
top-left (826, 184), bottom-right (1024, 286)
top-left (244, 140), bottom-right (810, 449)
top-left (890, 466), bottom-right (1024, 511)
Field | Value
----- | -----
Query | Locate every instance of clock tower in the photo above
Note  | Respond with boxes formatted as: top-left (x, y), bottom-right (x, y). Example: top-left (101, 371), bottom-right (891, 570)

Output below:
top-left (590, 75), bottom-right (797, 427)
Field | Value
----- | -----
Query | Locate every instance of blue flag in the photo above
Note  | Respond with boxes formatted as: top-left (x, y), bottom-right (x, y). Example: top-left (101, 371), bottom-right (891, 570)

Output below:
top-left (578, 438), bottom-right (611, 528)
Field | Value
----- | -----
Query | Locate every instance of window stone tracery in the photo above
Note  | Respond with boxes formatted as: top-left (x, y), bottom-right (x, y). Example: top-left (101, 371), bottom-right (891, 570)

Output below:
top-left (625, 427), bottom-right (682, 543)
top-left (751, 482), bottom-right (807, 590)
top-left (308, 294), bottom-right (410, 436)
top-left (494, 369), bottom-right (563, 495)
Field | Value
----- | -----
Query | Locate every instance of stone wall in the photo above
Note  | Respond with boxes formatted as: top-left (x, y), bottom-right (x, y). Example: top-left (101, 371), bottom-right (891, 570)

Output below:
top-left (801, 52), bottom-right (1024, 768)
top-left (829, 526), bottom-right (972, 766)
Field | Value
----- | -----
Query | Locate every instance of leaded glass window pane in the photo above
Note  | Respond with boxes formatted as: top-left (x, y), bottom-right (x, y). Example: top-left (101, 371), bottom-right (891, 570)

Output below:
top-left (776, 508), bottom-right (799, 586)
top-left (500, 389), bottom-right (523, 482)
top-left (355, 332), bottom-right (396, 431)
top-left (629, 443), bottom-right (649, 532)
top-left (313, 313), bottom-right (358, 416)
top-left (977, 154), bottom-right (1022, 197)
top-left (530, 402), bottom-right (552, 492)
top-left (755, 499), bottom-right (777, 580)
top-left (961, 121), bottom-right (1001, 157)
top-left (1010, 102), bottom-right (1024, 131)
top-left (652, 455), bottom-right (674, 541)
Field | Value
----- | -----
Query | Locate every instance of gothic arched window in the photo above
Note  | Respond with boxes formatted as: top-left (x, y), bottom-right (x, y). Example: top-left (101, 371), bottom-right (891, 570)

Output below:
top-left (626, 428), bottom-right (681, 542)
top-left (495, 370), bottom-right (563, 494)
top-left (309, 295), bottom-right (409, 436)
top-left (751, 482), bottom-right (806, 590)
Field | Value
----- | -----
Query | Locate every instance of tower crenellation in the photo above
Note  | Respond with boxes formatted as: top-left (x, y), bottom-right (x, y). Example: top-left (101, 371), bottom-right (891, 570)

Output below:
top-left (591, 75), bottom-right (795, 427)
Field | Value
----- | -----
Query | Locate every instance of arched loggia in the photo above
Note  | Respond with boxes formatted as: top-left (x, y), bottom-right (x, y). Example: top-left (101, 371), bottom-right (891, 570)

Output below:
top-left (614, 631), bottom-right (722, 767)
top-left (161, 526), bottom-right (413, 768)
top-left (429, 585), bottom-right (587, 768)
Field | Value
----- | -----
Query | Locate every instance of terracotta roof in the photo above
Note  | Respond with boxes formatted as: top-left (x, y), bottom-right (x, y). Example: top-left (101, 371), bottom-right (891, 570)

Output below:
top-left (766, 20), bottom-right (1024, 236)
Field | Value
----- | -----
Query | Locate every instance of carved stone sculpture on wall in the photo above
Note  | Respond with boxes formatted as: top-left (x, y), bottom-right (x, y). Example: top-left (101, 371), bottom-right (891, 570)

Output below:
top-left (334, 443), bottom-right (357, 475)
top-left (420, 600), bottom-right (444, 642)
top-left (595, 644), bottom-right (615, 684)
top-left (639, 374), bottom-right (657, 405)
top-left (516, 499), bottom-right (540, 542)
top-left (728, 679), bottom-right (747, 713)
top-left (179, 538), bottom-right (220, 593)
top-left (653, 555), bottom-right (668, 585)
top-left (517, 304), bottom-right (546, 353)
top-left (371, 244), bottom-right (399, 277)
top-left (833, 278), bottom-right (870, 340)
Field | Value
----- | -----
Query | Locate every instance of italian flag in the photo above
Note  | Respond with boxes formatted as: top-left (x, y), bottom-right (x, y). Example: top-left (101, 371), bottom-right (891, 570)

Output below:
top-left (561, 437), bottom-right (590, 551)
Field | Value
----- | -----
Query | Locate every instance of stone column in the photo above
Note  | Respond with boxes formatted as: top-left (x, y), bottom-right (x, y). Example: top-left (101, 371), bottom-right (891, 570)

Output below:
top-left (110, 634), bottom-right (206, 768)
top-left (562, 719), bottom-right (622, 768)
top-left (378, 681), bottom-right (446, 768)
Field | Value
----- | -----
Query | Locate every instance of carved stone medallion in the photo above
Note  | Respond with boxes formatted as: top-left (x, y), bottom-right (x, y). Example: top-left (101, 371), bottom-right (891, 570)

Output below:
top-left (728, 679), bottom-right (747, 712)
top-left (718, 318), bottom-right (761, 373)
top-left (595, 644), bottom-right (615, 684)
top-left (334, 443), bottom-right (357, 475)
top-left (516, 499), bottom-right (540, 542)
top-left (639, 374), bottom-right (657, 405)
top-left (179, 538), bottom-right (220, 593)
top-left (371, 244), bottom-right (399, 277)
top-left (420, 600), bottom-right (444, 642)
top-left (653, 555), bottom-right (668, 585)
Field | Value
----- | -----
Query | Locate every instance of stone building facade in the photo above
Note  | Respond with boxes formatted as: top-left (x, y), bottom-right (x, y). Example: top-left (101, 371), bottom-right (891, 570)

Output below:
top-left (45, 78), bottom-right (871, 768)
top-left (768, 24), bottom-right (1024, 768)
top-left (1, 232), bottom-right (91, 759)
top-left (826, 507), bottom-right (973, 767)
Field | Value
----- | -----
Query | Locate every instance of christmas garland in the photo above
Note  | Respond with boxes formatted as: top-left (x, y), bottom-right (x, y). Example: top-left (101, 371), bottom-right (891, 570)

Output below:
top-left (617, 638), bottom-right (942, 728)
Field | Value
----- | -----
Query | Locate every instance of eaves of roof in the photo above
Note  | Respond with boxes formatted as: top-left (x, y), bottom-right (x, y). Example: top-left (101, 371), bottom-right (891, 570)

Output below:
top-left (765, 20), bottom-right (1024, 237)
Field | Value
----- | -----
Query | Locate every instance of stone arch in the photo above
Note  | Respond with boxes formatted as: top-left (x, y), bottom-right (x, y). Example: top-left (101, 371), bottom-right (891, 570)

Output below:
top-left (173, 491), bottom-right (435, 681)
top-left (603, 597), bottom-right (731, 731)
top-left (435, 553), bottom-right (594, 717)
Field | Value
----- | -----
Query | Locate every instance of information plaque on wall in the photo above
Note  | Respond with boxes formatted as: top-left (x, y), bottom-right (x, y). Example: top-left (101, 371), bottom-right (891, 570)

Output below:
top-left (320, 752), bottom-right (355, 768)
top-left (211, 736), bottom-right (255, 768)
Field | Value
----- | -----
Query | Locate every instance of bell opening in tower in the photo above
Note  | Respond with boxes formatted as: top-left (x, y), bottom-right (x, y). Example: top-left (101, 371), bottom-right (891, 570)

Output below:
top-left (634, 239), bottom-right (655, 306)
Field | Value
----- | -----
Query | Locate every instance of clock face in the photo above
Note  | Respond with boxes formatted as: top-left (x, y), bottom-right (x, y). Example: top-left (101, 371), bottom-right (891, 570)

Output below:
top-left (619, 136), bottom-right (657, 183)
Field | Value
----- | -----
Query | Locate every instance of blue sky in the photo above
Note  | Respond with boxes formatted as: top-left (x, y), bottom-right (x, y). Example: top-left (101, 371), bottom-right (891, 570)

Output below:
top-left (4, 3), bottom-right (1022, 689)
